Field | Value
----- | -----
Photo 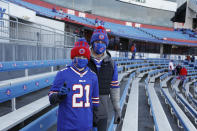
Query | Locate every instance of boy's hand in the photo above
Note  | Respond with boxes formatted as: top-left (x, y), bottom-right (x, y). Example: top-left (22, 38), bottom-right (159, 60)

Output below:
top-left (58, 83), bottom-right (70, 99)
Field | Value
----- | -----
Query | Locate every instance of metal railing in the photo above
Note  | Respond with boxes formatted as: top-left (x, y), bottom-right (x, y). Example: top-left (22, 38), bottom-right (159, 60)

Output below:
top-left (0, 11), bottom-right (78, 61)
top-left (0, 12), bottom-right (78, 47)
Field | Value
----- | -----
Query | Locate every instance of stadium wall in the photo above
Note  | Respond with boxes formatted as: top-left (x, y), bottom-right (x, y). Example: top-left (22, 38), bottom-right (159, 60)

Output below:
top-left (9, 3), bottom-right (36, 23)
top-left (35, 16), bottom-right (64, 32)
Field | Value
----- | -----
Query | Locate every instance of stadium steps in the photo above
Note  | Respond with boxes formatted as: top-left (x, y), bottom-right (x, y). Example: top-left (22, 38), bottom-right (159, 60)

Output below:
top-left (122, 77), bottom-right (140, 131)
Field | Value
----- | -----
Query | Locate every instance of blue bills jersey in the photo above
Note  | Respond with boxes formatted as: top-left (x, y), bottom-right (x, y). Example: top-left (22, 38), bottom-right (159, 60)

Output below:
top-left (49, 65), bottom-right (99, 131)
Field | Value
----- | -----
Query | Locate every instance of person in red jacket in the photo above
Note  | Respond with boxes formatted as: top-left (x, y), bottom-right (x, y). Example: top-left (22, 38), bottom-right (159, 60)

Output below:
top-left (180, 66), bottom-right (187, 81)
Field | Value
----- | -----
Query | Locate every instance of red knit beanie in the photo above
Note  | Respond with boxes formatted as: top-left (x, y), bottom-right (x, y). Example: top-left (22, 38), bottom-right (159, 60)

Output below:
top-left (71, 38), bottom-right (90, 60)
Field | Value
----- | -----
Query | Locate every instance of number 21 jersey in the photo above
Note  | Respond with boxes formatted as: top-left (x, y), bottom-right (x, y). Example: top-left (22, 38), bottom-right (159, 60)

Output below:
top-left (50, 66), bottom-right (99, 131)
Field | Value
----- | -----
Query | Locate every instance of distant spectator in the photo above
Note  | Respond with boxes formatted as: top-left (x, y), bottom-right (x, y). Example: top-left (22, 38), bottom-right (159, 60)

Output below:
top-left (100, 20), bottom-right (105, 26)
top-left (95, 18), bottom-right (98, 26)
top-left (52, 7), bottom-right (57, 13)
top-left (180, 66), bottom-right (187, 81)
top-left (163, 54), bottom-right (167, 58)
top-left (61, 16), bottom-right (70, 21)
top-left (79, 28), bottom-right (84, 37)
top-left (178, 55), bottom-right (181, 60)
top-left (191, 55), bottom-right (195, 63)
top-left (74, 29), bottom-right (79, 36)
top-left (186, 55), bottom-right (191, 63)
top-left (175, 64), bottom-right (182, 76)
top-left (168, 60), bottom-right (175, 75)
top-left (130, 44), bottom-right (136, 59)
top-left (59, 9), bottom-right (63, 15)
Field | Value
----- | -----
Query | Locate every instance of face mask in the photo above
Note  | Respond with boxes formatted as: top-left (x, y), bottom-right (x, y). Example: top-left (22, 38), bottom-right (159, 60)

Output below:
top-left (73, 57), bottom-right (88, 69)
top-left (93, 43), bottom-right (106, 54)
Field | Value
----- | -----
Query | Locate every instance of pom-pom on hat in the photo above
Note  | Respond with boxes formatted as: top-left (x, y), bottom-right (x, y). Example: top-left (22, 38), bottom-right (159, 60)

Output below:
top-left (71, 38), bottom-right (90, 60)
top-left (90, 26), bottom-right (109, 46)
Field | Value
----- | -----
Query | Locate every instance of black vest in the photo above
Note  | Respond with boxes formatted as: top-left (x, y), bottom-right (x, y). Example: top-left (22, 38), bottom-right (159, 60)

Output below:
top-left (88, 55), bottom-right (114, 95)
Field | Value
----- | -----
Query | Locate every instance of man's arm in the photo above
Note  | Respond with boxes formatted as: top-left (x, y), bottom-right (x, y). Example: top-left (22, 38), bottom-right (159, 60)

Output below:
top-left (92, 75), bottom-right (99, 107)
top-left (110, 61), bottom-right (121, 124)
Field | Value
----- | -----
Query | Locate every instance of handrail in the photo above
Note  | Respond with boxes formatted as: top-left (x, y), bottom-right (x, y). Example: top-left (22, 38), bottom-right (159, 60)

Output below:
top-left (0, 59), bottom-right (71, 72)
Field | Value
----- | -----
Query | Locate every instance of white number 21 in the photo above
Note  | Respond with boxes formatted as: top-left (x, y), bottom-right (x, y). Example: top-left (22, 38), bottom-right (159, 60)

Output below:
top-left (72, 84), bottom-right (90, 108)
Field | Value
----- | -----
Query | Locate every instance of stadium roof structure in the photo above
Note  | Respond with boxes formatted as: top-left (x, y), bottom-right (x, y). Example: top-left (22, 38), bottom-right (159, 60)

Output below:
top-left (171, 2), bottom-right (187, 23)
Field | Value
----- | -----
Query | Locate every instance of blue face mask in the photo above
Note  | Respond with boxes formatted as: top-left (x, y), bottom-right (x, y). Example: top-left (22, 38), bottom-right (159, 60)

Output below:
top-left (73, 57), bottom-right (88, 69)
top-left (93, 43), bottom-right (106, 54)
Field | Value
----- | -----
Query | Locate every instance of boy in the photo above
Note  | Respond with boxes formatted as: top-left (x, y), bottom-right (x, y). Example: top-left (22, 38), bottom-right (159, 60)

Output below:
top-left (49, 38), bottom-right (99, 131)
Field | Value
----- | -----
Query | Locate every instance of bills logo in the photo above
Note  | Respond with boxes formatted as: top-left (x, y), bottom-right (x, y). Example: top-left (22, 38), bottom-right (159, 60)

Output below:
top-left (79, 48), bottom-right (85, 54)
top-left (36, 82), bottom-right (39, 86)
top-left (6, 89), bottom-right (11, 96)
top-left (23, 85), bottom-right (27, 90)
top-left (99, 34), bottom-right (104, 40)
top-left (0, 63), bottom-right (2, 68)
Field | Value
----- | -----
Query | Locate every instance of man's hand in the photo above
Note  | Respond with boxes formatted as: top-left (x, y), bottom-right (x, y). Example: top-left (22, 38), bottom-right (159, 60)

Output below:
top-left (114, 110), bottom-right (121, 124)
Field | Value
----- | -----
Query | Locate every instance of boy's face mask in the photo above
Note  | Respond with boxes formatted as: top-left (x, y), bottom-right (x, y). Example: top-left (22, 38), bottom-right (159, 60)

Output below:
top-left (73, 57), bottom-right (88, 69)
top-left (93, 42), bottom-right (106, 54)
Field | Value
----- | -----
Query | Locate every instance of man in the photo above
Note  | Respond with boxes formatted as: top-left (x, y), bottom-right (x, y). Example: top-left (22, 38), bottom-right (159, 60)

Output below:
top-left (48, 38), bottom-right (99, 131)
top-left (180, 66), bottom-right (187, 81)
top-left (175, 63), bottom-right (182, 76)
top-left (88, 26), bottom-right (121, 131)
top-left (168, 60), bottom-right (175, 75)
top-left (131, 44), bottom-right (136, 59)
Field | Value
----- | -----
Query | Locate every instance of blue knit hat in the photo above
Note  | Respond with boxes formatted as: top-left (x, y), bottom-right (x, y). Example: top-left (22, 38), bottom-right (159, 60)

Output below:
top-left (90, 26), bottom-right (109, 46)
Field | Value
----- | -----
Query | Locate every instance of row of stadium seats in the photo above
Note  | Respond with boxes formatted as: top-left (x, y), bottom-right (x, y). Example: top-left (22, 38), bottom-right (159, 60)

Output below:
top-left (147, 67), bottom-right (197, 131)
top-left (0, 58), bottom-right (151, 130)
top-left (20, 61), bottom-right (170, 131)
top-left (1, 57), bottom-right (196, 131)
top-left (142, 28), bottom-right (197, 41)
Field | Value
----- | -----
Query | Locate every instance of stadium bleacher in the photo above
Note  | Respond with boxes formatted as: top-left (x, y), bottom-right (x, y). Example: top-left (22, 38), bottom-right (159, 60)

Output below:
top-left (1, 54), bottom-right (197, 131)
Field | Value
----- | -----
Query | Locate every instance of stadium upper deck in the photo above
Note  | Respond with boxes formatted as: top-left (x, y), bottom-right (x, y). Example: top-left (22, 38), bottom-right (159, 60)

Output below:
top-left (7, 0), bottom-right (197, 47)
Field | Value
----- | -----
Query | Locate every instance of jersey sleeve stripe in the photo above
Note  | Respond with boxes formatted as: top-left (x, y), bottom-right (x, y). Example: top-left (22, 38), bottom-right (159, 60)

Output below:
top-left (92, 101), bottom-right (99, 104)
top-left (111, 81), bottom-right (119, 83)
top-left (110, 83), bottom-right (119, 86)
top-left (92, 97), bottom-right (99, 100)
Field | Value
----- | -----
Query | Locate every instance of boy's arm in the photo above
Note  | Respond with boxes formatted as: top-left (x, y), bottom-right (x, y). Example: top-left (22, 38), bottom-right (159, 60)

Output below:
top-left (49, 71), bottom-right (69, 105)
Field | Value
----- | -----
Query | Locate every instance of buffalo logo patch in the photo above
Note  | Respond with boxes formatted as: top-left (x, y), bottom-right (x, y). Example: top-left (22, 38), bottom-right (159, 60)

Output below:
top-left (99, 34), bottom-right (104, 40)
top-left (79, 48), bottom-right (85, 54)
